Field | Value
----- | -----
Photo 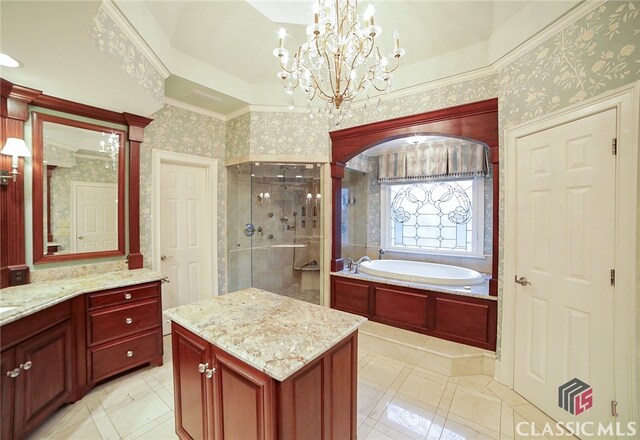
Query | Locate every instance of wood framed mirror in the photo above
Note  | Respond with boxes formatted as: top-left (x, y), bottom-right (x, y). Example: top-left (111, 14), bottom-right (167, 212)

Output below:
top-left (31, 111), bottom-right (126, 264)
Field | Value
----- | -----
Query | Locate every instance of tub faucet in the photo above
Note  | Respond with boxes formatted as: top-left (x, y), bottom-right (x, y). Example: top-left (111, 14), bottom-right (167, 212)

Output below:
top-left (353, 256), bottom-right (371, 273)
top-left (378, 249), bottom-right (386, 259)
top-left (345, 258), bottom-right (353, 271)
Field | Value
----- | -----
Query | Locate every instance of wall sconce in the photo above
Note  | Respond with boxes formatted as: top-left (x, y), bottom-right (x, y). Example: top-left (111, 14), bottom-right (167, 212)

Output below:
top-left (257, 192), bottom-right (270, 205)
top-left (1, 138), bottom-right (31, 185)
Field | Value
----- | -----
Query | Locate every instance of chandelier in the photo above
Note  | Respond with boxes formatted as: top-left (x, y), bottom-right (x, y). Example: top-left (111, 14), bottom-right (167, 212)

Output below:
top-left (273, 0), bottom-right (404, 112)
top-left (99, 132), bottom-right (119, 170)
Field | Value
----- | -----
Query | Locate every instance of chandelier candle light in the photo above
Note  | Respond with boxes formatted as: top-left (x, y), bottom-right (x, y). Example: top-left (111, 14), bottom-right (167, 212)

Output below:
top-left (273, 0), bottom-right (404, 112)
top-left (99, 132), bottom-right (120, 170)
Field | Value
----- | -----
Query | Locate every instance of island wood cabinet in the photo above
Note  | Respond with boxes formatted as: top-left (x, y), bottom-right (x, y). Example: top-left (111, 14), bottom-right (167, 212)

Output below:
top-left (171, 322), bottom-right (358, 440)
top-left (0, 279), bottom-right (163, 440)
top-left (1, 302), bottom-right (74, 440)
top-left (331, 275), bottom-right (497, 350)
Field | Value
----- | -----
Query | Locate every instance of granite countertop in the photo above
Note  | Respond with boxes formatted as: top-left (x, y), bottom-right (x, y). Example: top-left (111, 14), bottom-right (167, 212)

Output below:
top-left (164, 288), bottom-right (367, 381)
top-left (331, 269), bottom-right (496, 300)
top-left (0, 268), bottom-right (164, 326)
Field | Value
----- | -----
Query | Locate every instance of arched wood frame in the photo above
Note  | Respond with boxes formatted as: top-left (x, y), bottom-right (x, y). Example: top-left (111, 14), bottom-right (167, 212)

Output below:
top-left (330, 98), bottom-right (499, 295)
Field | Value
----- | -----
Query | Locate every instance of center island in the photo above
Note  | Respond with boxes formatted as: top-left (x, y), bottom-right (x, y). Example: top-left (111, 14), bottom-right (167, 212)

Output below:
top-left (164, 288), bottom-right (367, 440)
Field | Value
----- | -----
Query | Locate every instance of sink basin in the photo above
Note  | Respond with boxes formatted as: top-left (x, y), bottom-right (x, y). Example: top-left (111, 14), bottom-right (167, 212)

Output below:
top-left (0, 306), bottom-right (16, 314)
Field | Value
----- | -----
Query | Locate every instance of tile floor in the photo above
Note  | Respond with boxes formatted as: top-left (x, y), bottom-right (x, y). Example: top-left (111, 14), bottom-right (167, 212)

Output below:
top-left (27, 333), bottom-right (568, 440)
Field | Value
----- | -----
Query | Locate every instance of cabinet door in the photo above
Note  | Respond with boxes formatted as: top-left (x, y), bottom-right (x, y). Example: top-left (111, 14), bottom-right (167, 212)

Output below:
top-left (172, 323), bottom-right (214, 440)
top-left (214, 349), bottom-right (275, 440)
top-left (13, 320), bottom-right (73, 439)
top-left (1, 349), bottom-right (16, 440)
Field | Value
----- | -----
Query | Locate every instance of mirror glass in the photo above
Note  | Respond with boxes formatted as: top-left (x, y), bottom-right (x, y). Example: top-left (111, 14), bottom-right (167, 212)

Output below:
top-left (32, 112), bottom-right (126, 263)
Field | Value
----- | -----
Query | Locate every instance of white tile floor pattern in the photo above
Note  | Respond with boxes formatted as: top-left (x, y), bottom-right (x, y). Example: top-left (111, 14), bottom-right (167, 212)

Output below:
top-left (27, 334), bottom-right (574, 440)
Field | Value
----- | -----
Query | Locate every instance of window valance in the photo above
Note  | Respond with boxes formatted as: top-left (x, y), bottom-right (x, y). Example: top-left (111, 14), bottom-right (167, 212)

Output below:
top-left (378, 142), bottom-right (489, 183)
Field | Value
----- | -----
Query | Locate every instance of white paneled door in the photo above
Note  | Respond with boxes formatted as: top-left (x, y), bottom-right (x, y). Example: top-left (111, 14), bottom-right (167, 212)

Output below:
top-left (73, 182), bottom-right (117, 252)
top-left (514, 109), bottom-right (617, 433)
top-left (159, 162), bottom-right (211, 335)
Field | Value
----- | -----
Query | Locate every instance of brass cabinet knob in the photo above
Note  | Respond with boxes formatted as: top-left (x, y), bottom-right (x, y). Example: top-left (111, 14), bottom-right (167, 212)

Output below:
top-left (205, 368), bottom-right (216, 379)
top-left (125, 317), bottom-right (133, 325)
top-left (124, 293), bottom-right (132, 300)
top-left (126, 350), bottom-right (134, 358)
top-left (198, 363), bottom-right (208, 373)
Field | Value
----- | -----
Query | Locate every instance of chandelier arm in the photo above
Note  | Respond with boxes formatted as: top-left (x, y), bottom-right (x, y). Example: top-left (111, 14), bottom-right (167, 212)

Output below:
top-left (278, 57), bottom-right (296, 74)
top-left (308, 70), bottom-right (335, 102)
top-left (384, 56), bottom-right (402, 74)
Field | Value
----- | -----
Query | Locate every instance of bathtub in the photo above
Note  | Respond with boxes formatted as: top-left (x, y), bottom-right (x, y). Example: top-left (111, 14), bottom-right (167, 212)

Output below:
top-left (358, 259), bottom-right (485, 286)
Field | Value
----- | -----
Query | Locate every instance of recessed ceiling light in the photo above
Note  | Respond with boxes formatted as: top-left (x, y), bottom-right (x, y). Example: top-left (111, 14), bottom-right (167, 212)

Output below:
top-left (295, 175), bottom-right (302, 178)
top-left (0, 53), bottom-right (20, 68)
top-left (276, 174), bottom-right (284, 178)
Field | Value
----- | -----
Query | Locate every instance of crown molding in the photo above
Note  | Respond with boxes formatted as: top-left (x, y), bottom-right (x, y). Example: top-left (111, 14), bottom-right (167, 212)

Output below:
top-left (493, 0), bottom-right (605, 71)
top-left (358, 65), bottom-right (498, 107)
top-left (101, 0), bottom-right (171, 80)
top-left (225, 106), bottom-right (251, 121)
top-left (163, 97), bottom-right (227, 121)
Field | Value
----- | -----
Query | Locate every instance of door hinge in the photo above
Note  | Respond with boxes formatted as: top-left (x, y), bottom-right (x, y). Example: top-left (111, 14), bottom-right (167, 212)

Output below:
top-left (612, 138), bottom-right (617, 155)
top-left (610, 269), bottom-right (615, 286)
top-left (611, 400), bottom-right (619, 417)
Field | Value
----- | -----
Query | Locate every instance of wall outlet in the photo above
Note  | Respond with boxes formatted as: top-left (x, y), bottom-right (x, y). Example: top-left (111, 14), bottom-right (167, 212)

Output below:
top-left (8, 266), bottom-right (29, 286)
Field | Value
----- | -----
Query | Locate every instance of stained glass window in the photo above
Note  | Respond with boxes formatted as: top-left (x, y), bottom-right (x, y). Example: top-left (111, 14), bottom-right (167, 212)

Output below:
top-left (384, 179), bottom-right (483, 254)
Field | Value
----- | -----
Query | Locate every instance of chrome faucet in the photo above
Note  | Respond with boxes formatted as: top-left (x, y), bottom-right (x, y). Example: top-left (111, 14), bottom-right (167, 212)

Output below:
top-left (378, 249), bottom-right (386, 259)
top-left (353, 256), bottom-right (371, 274)
top-left (345, 258), bottom-right (353, 271)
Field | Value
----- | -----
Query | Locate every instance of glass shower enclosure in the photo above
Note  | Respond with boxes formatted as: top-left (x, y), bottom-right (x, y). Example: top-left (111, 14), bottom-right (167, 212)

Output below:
top-left (227, 162), bottom-right (323, 304)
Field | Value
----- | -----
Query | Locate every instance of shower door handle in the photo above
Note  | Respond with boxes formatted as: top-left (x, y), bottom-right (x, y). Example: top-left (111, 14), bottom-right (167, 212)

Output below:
top-left (244, 223), bottom-right (256, 237)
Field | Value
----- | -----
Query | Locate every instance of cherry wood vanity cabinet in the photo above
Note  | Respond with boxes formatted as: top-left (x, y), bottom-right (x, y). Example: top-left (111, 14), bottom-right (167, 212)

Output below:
top-left (0, 302), bottom-right (74, 440)
top-left (85, 281), bottom-right (164, 384)
top-left (0, 275), bottom-right (164, 440)
top-left (171, 322), bottom-right (358, 440)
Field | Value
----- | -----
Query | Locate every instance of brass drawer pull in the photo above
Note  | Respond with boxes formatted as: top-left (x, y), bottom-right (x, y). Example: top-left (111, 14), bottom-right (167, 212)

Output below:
top-left (125, 317), bottom-right (133, 325)
top-left (126, 350), bottom-right (134, 358)
top-left (124, 293), bottom-right (132, 300)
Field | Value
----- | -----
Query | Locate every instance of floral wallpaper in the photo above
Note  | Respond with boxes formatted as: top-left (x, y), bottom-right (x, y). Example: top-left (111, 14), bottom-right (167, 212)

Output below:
top-left (89, 4), bottom-right (164, 101)
top-left (141, 104), bottom-right (227, 294)
top-left (225, 113), bottom-right (251, 160)
top-left (499, 1), bottom-right (639, 128)
top-left (335, 74), bottom-right (500, 130)
top-left (249, 112), bottom-right (330, 157)
top-left (49, 156), bottom-right (118, 251)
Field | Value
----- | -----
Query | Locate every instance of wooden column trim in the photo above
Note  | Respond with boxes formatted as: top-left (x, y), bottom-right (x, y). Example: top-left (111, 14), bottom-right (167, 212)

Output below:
top-left (331, 162), bottom-right (345, 272)
top-left (0, 79), bottom-right (42, 287)
top-left (124, 113), bottom-right (152, 269)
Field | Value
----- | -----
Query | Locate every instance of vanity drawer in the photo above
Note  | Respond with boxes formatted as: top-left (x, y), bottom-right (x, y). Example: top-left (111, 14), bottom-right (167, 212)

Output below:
top-left (88, 298), bottom-right (160, 346)
top-left (89, 328), bottom-right (162, 383)
top-left (86, 282), bottom-right (160, 310)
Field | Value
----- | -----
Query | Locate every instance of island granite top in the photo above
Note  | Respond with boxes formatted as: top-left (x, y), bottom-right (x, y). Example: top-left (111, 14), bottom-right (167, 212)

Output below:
top-left (0, 268), bottom-right (164, 326)
top-left (164, 288), bottom-right (367, 382)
